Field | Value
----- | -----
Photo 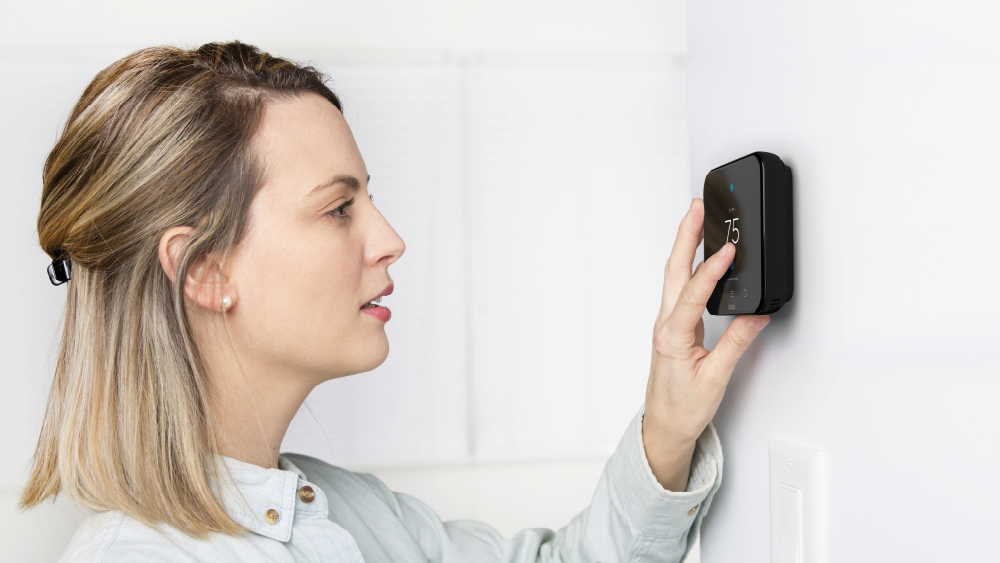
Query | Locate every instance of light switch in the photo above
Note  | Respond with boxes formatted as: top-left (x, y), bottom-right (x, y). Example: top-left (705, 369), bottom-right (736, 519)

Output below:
top-left (770, 438), bottom-right (826, 563)
top-left (778, 484), bottom-right (801, 563)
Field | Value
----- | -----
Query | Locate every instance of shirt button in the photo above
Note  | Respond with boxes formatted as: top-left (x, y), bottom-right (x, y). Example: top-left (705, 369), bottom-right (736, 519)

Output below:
top-left (688, 505), bottom-right (700, 516)
top-left (264, 509), bottom-right (280, 524)
top-left (298, 485), bottom-right (315, 504)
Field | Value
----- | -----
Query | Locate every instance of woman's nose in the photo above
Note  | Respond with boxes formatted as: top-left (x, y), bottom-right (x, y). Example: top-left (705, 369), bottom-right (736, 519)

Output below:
top-left (367, 207), bottom-right (405, 266)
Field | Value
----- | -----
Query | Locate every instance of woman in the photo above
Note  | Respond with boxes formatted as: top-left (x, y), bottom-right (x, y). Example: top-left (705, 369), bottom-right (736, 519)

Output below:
top-left (20, 41), bottom-right (768, 562)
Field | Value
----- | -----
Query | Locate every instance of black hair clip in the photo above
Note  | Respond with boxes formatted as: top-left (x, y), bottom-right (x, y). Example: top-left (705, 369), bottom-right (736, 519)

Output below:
top-left (47, 256), bottom-right (72, 286)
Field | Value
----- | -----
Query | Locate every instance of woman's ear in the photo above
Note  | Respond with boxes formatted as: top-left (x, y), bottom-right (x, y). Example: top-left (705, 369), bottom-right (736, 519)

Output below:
top-left (158, 227), bottom-right (238, 313)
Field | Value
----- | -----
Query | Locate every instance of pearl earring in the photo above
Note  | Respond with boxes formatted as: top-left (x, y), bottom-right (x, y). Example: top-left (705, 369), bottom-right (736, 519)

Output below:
top-left (221, 295), bottom-right (232, 310)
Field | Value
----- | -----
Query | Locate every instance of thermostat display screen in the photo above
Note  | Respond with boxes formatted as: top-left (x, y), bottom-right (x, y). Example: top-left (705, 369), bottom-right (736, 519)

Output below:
top-left (704, 154), bottom-right (763, 314)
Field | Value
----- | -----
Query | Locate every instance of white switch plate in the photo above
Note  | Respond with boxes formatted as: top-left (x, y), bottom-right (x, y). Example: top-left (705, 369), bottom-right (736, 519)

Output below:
top-left (769, 437), bottom-right (827, 563)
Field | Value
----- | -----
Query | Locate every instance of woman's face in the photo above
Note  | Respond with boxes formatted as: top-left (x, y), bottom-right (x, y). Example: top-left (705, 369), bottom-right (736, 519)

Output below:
top-left (225, 92), bottom-right (405, 383)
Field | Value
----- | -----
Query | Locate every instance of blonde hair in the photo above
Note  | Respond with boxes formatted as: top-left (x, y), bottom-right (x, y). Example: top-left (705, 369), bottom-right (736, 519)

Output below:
top-left (20, 41), bottom-right (342, 537)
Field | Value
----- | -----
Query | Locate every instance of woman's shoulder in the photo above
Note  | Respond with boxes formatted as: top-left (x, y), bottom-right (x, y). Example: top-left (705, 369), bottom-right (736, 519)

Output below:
top-left (58, 509), bottom-right (291, 563)
top-left (58, 510), bottom-right (125, 563)
top-left (59, 510), bottom-right (190, 563)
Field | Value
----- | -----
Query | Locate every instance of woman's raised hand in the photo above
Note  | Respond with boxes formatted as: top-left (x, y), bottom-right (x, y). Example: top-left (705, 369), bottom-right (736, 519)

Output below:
top-left (640, 198), bottom-right (771, 492)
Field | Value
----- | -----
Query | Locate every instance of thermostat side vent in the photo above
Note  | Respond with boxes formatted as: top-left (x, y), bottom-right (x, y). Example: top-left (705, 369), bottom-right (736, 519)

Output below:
top-left (762, 298), bottom-right (783, 314)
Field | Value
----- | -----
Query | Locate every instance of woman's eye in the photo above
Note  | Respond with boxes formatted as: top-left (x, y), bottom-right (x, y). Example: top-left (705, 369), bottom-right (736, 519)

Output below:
top-left (328, 197), bottom-right (355, 220)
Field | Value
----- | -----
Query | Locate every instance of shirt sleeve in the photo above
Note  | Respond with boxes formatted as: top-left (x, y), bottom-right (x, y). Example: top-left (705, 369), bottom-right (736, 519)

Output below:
top-left (370, 402), bottom-right (723, 563)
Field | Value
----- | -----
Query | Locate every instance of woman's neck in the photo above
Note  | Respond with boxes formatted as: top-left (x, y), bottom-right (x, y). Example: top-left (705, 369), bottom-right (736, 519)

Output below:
top-left (197, 320), bottom-right (316, 469)
top-left (209, 370), bottom-right (312, 469)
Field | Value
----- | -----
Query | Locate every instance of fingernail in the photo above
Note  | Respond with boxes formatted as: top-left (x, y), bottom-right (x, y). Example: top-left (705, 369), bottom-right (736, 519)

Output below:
top-left (748, 317), bottom-right (770, 331)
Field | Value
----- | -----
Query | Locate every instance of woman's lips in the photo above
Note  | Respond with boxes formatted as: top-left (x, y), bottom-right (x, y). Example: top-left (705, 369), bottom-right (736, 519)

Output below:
top-left (361, 306), bottom-right (390, 322)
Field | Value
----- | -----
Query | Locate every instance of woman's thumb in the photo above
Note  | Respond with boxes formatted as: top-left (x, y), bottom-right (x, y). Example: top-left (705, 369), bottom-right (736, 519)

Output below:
top-left (702, 315), bottom-right (769, 381)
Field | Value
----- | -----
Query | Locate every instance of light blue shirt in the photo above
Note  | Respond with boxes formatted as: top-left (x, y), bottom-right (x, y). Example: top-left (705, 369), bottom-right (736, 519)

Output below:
top-left (58, 404), bottom-right (722, 562)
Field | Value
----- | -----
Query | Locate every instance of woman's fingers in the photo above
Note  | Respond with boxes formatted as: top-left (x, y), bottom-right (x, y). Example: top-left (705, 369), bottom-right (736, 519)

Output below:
top-left (663, 242), bottom-right (734, 342)
top-left (658, 199), bottom-right (705, 323)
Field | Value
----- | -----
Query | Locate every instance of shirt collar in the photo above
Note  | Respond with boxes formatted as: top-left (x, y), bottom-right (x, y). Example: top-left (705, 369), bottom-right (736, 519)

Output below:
top-left (210, 455), bottom-right (307, 542)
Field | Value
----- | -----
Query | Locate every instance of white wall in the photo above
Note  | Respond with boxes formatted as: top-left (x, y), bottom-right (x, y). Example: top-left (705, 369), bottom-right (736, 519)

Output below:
top-left (1, 0), bottom-right (694, 559)
top-left (686, 2), bottom-right (1000, 561)
top-left (2, 0), bottom-right (685, 55)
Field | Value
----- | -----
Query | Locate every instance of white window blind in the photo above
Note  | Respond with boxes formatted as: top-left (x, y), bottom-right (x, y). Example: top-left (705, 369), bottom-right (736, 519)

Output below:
top-left (282, 57), bottom-right (691, 465)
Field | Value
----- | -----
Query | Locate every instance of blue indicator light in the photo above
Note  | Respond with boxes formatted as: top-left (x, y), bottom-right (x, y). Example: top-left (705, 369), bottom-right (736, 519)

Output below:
top-left (729, 183), bottom-right (734, 192)
top-left (730, 260), bottom-right (735, 270)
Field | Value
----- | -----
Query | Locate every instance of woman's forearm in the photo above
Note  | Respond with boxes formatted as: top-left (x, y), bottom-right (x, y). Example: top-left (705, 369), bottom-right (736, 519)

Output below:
top-left (641, 416), bottom-right (698, 492)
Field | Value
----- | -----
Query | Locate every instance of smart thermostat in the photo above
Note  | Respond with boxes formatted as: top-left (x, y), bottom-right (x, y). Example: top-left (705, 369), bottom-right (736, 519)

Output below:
top-left (703, 151), bottom-right (794, 315)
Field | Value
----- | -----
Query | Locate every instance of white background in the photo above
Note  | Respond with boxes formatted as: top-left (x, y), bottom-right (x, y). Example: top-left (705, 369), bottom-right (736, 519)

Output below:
top-left (0, 0), bottom-right (694, 560)
top-left (687, 1), bottom-right (1000, 561)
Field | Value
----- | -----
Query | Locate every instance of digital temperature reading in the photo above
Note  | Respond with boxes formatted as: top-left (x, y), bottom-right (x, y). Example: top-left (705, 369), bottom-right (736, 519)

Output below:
top-left (725, 218), bottom-right (740, 243)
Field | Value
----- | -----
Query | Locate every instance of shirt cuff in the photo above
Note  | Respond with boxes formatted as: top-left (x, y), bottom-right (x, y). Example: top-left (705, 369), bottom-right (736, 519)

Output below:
top-left (609, 401), bottom-right (724, 539)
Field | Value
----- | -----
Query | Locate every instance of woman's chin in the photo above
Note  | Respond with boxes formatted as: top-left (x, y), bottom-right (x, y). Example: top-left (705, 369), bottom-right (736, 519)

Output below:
top-left (368, 343), bottom-right (390, 369)
top-left (355, 339), bottom-right (391, 374)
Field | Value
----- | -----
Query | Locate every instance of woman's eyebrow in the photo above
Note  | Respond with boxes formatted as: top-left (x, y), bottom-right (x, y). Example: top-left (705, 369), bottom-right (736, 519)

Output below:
top-left (308, 174), bottom-right (361, 197)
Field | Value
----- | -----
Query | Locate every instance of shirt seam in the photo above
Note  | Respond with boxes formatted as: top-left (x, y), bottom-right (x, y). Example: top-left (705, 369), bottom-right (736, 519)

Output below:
top-left (94, 513), bottom-right (125, 563)
top-left (291, 520), bottom-right (324, 561)
top-left (628, 534), bottom-right (655, 562)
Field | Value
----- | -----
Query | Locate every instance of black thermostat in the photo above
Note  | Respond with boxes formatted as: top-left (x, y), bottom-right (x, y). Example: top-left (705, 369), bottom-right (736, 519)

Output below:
top-left (703, 151), bottom-right (793, 315)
